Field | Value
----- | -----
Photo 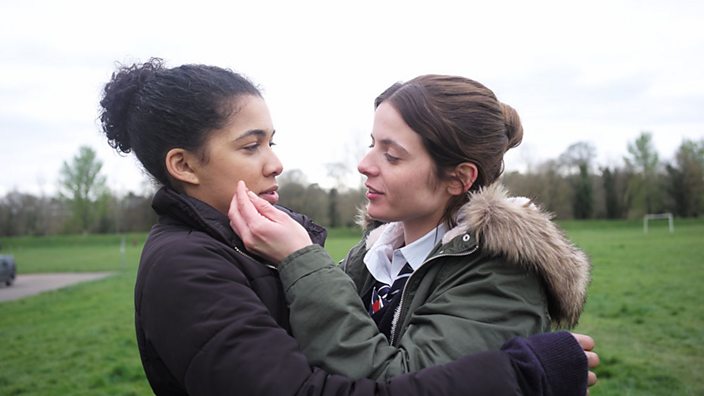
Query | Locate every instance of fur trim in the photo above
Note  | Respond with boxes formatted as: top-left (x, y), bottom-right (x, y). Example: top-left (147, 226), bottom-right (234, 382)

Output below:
top-left (359, 183), bottom-right (591, 328)
top-left (355, 205), bottom-right (379, 231)
top-left (457, 183), bottom-right (590, 328)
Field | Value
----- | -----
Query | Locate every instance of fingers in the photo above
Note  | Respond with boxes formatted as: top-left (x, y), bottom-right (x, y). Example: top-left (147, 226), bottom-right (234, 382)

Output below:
top-left (587, 370), bottom-right (597, 386)
top-left (229, 181), bottom-right (262, 239)
top-left (235, 181), bottom-right (263, 223)
top-left (572, 333), bottom-right (595, 351)
top-left (227, 180), bottom-right (312, 262)
top-left (246, 190), bottom-right (288, 222)
top-left (586, 351), bottom-right (598, 389)
top-left (228, 182), bottom-right (250, 239)
top-left (570, 333), bottom-right (598, 391)
top-left (586, 351), bottom-right (599, 369)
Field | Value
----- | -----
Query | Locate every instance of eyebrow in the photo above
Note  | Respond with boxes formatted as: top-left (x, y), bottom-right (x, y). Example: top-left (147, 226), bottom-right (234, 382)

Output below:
top-left (234, 129), bottom-right (275, 142)
top-left (374, 135), bottom-right (409, 156)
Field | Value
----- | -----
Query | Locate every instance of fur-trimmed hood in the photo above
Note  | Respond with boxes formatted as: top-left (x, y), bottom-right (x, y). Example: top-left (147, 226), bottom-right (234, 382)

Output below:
top-left (359, 183), bottom-right (591, 328)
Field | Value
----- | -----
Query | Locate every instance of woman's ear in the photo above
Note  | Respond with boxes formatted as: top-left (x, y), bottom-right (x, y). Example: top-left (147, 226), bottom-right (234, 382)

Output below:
top-left (447, 162), bottom-right (478, 196)
top-left (165, 148), bottom-right (200, 186)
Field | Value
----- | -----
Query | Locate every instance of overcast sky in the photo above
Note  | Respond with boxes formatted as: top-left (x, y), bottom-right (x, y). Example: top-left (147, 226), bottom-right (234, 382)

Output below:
top-left (2, 0), bottom-right (703, 196)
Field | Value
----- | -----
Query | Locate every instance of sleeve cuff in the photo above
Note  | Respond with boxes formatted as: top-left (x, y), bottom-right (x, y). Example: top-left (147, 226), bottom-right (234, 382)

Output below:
top-left (278, 244), bottom-right (335, 292)
top-left (527, 331), bottom-right (588, 396)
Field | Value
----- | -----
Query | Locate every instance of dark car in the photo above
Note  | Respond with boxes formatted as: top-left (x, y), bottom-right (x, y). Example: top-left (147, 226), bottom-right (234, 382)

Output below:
top-left (0, 255), bottom-right (16, 286)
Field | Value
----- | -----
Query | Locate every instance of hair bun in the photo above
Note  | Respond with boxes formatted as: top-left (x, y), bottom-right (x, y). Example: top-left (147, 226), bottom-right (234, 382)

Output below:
top-left (99, 58), bottom-right (164, 153)
top-left (500, 102), bottom-right (523, 150)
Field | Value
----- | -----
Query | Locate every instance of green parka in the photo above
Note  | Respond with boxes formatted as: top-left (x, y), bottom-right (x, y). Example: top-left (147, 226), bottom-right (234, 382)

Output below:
top-left (278, 184), bottom-right (590, 380)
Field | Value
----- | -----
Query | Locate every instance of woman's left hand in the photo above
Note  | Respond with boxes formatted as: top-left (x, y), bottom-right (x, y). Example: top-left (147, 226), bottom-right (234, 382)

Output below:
top-left (571, 333), bottom-right (599, 392)
top-left (228, 180), bottom-right (312, 264)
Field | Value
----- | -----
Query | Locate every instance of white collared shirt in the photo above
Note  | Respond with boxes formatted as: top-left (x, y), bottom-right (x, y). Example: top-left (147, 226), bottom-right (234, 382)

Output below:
top-left (364, 223), bottom-right (449, 285)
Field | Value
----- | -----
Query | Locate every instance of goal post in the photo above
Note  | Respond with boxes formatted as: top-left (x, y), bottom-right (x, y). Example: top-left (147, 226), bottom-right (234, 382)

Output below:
top-left (643, 213), bottom-right (674, 234)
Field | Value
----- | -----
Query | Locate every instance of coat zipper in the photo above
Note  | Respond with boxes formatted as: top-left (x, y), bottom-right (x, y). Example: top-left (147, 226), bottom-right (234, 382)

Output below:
top-left (389, 245), bottom-right (479, 346)
top-left (233, 245), bottom-right (277, 270)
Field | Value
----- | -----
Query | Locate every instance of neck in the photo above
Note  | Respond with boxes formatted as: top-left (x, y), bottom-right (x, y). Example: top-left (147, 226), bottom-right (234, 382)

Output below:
top-left (402, 219), bottom-right (442, 245)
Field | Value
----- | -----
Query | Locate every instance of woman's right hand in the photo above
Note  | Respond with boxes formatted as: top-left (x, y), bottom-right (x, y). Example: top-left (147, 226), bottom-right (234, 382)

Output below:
top-left (228, 180), bottom-right (313, 264)
top-left (571, 333), bottom-right (599, 390)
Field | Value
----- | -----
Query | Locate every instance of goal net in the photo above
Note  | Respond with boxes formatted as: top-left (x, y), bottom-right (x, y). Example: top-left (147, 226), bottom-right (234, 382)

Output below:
top-left (643, 213), bottom-right (674, 233)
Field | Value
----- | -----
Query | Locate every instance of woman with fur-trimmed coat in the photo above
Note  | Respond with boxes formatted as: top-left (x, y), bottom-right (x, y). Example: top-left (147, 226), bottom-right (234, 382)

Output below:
top-left (103, 61), bottom-right (596, 395)
top-left (230, 75), bottom-right (593, 384)
top-left (264, 184), bottom-right (590, 379)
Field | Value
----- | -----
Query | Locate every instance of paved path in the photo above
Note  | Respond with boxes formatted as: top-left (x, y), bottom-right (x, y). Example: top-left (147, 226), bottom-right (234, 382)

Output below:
top-left (0, 272), bottom-right (114, 302)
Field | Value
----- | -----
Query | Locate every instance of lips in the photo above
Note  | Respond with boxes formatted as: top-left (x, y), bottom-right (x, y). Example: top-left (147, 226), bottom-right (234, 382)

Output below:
top-left (258, 186), bottom-right (279, 205)
top-left (366, 185), bottom-right (382, 194)
top-left (365, 184), bottom-right (383, 200)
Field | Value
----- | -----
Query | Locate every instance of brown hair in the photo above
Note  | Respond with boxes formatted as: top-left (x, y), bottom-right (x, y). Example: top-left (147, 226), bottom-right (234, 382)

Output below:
top-left (374, 74), bottom-right (523, 226)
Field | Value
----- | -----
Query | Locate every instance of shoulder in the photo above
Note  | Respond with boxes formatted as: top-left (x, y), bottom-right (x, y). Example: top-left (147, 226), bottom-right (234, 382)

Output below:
top-left (471, 255), bottom-right (547, 297)
top-left (138, 224), bottom-right (255, 293)
top-left (430, 252), bottom-right (544, 297)
top-left (462, 184), bottom-right (591, 327)
top-left (135, 225), bottom-right (286, 324)
top-left (144, 224), bottom-right (235, 265)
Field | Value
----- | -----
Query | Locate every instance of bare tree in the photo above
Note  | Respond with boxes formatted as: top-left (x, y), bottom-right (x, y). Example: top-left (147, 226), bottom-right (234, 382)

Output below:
top-left (559, 142), bottom-right (597, 173)
top-left (338, 188), bottom-right (366, 228)
top-left (325, 162), bottom-right (350, 191)
top-left (502, 160), bottom-right (572, 219)
top-left (559, 142), bottom-right (597, 219)
top-left (278, 169), bottom-right (308, 186)
top-left (119, 192), bottom-right (158, 232)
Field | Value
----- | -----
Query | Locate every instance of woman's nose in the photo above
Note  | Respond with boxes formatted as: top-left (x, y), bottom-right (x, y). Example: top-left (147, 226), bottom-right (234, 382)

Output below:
top-left (266, 151), bottom-right (284, 177)
top-left (357, 150), bottom-right (376, 176)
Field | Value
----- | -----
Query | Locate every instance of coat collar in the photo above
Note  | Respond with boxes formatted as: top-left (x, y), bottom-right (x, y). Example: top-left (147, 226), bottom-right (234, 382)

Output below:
top-left (152, 187), bottom-right (327, 250)
top-left (359, 183), bottom-right (590, 328)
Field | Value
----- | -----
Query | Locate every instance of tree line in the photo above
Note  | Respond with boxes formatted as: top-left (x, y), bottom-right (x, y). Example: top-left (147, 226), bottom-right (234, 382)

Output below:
top-left (1, 132), bottom-right (702, 237)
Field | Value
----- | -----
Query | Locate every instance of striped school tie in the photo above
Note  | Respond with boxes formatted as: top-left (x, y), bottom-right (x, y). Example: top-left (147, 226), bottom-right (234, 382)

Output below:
top-left (370, 262), bottom-right (414, 315)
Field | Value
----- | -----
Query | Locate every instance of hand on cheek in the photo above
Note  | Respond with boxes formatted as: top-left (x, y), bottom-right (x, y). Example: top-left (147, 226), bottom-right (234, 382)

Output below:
top-left (228, 180), bottom-right (313, 263)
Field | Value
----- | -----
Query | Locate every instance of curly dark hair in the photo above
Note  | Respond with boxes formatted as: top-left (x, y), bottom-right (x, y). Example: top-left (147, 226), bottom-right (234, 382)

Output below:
top-left (99, 57), bottom-right (261, 188)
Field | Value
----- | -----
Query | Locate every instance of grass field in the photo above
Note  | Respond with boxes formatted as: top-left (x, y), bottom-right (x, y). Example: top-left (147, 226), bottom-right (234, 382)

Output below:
top-left (565, 219), bottom-right (704, 396)
top-left (0, 220), bottom-right (702, 395)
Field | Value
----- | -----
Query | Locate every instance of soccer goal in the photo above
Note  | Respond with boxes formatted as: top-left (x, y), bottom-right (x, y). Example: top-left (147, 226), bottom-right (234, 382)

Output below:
top-left (643, 213), bottom-right (674, 234)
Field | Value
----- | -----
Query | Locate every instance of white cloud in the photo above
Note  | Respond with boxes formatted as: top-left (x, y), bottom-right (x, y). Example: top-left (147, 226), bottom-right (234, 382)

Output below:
top-left (1, 0), bottom-right (703, 196)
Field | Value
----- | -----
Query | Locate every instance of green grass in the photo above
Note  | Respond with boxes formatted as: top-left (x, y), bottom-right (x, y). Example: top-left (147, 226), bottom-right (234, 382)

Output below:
top-left (3, 233), bottom-right (147, 273)
top-left (0, 241), bottom-right (149, 395)
top-left (324, 227), bottom-right (363, 262)
top-left (568, 219), bottom-right (704, 396)
top-left (0, 220), bottom-right (702, 395)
